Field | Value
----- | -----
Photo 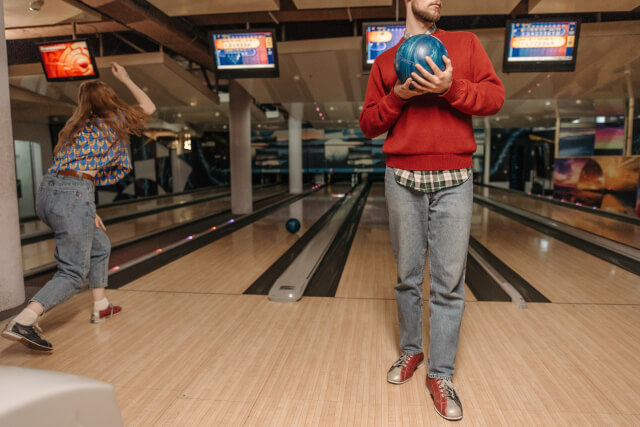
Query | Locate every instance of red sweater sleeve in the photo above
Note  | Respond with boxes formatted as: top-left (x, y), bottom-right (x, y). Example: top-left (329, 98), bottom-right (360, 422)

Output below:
top-left (359, 61), bottom-right (408, 139)
top-left (441, 33), bottom-right (504, 117)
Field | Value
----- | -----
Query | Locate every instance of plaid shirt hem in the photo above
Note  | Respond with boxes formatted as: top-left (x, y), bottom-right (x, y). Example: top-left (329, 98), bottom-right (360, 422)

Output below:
top-left (393, 168), bottom-right (472, 193)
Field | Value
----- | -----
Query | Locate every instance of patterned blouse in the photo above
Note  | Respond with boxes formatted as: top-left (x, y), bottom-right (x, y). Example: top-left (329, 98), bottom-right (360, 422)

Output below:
top-left (48, 115), bottom-right (132, 186)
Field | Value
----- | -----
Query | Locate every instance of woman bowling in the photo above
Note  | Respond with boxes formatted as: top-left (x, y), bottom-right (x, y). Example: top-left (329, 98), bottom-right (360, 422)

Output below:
top-left (2, 63), bottom-right (155, 352)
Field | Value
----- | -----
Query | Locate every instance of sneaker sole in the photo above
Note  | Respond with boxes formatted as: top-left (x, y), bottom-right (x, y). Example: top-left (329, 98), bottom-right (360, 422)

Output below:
top-left (387, 361), bottom-right (424, 385)
top-left (427, 391), bottom-right (463, 422)
top-left (90, 309), bottom-right (121, 324)
top-left (1, 330), bottom-right (53, 352)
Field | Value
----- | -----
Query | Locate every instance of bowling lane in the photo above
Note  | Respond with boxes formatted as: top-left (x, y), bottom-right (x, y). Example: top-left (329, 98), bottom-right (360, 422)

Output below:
top-left (21, 185), bottom-right (286, 272)
top-left (123, 184), bottom-right (352, 295)
top-left (335, 183), bottom-right (477, 302)
top-left (4, 185), bottom-right (639, 426)
top-left (19, 186), bottom-right (231, 238)
top-left (470, 202), bottom-right (640, 305)
top-left (475, 186), bottom-right (640, 249)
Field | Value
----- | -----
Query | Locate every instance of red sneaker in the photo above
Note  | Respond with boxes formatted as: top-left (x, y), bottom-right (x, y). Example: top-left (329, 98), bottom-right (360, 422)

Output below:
top-left (426, 377), bottom-right (463, 421)
top-left (90, 304), bottom-right (122, 324)
top-left (387, 353), bottom-right (424, 384)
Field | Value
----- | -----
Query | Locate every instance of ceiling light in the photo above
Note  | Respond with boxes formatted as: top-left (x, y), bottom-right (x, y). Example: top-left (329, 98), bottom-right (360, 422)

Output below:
top-left (293, 75), bottom-right (301, 81)
top-left (576, 99), bottom-right (582, 104)
top-left (29, 0), bottom-right (44, 11)
top-left (545, 101), bottom-right (551, 106)
top-left (215, 111), bottom-right (220, 117)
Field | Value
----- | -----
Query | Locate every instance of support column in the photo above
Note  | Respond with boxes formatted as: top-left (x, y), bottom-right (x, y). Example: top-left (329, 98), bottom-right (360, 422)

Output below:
top-left (0, 0), bottom-right (26, 311)
top-left (288, 103), bottom-right (303, 194)
top-left (229, 80), bottom-right (253, 214)
top-left (625, 67), bottom-right (634, 155)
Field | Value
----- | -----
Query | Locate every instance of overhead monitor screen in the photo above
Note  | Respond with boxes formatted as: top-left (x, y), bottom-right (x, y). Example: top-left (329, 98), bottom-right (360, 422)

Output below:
top-left (503, 19), bottom-right (580, 73)
top-left (363, 22), bottom-right (405, 71)
top-left (37, 40), bottom-right (99, 82)
top-left (209, 30), bottom-right (279, 79)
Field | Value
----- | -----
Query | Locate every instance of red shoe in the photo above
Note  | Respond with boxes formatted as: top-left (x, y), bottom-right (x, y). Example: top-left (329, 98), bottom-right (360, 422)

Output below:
top-left (387, 353), bottom-right (424, 384)
top-left (90, 304), bottom-right (122, 324)
top-left (426, 377), bottom-right (463, 421)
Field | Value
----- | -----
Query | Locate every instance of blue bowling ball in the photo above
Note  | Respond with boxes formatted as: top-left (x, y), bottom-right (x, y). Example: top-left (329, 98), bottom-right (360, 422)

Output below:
top-left (285, 218), bottom-right (301, 233)
top-left (394, 34), bottom-right (449, 85)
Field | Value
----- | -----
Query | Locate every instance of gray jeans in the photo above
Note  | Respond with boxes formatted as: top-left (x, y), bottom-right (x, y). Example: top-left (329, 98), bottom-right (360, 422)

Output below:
top-left (32, 174), bottom-right (110, 313)
top-left (385, 167), bottom-right (472, 380)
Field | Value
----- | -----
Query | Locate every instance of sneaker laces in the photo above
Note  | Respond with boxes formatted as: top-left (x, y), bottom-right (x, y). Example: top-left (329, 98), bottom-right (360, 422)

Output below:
top-left (438, 379), bottom-right (458, 400)
top-left (33, 323), bottom-right (44, 335)
top-left (392, 354), bottom-right (413, 369)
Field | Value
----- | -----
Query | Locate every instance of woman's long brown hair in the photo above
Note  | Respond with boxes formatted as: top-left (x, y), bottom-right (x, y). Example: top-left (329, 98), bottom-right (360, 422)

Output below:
top-left (54, 80), bottom-right (149, 155)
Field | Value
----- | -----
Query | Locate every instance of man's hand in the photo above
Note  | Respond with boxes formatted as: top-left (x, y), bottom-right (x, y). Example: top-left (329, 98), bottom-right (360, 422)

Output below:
top-left (394, 77), bottom-right (428, 100)
top-left (95, 215), bottom-right (106, 232)
top-left (410, 55), bottom-right (453, 95)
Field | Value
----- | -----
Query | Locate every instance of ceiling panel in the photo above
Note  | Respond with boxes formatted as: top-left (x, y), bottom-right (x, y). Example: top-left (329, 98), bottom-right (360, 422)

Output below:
top-left (145, 0), bottom-right (280, 17)
top-left (236, 37), bottom-right (364, 105)
top-left (292, 0), bottom-right (391, 9)
top-left (8, 52), bottom-right (219, 131)
top-left (3, 0), bottom-right (100, 28)
top-left (529, 0), bottom-right (640, 13)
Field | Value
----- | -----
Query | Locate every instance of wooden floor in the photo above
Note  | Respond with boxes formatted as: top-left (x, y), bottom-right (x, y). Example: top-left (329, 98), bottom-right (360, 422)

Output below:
top-left (21, 185), bottom-right (285, 272)
top-left (2, 183), bottom-right (639, 426)
top-left (19, 186), bottom-right (227, 237)
top-left (470, 203), bottom-right (640, 304)
top-left (475, 186), bottom-right (640, 249)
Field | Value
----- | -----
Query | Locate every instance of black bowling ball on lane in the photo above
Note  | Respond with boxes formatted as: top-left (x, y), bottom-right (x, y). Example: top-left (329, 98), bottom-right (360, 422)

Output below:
top-left (285, 218), bottom-right (301, 234)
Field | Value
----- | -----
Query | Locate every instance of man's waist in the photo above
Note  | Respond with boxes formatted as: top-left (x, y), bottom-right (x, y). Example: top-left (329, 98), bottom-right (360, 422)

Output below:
top-left (385, 153), bottom-right (473, 171)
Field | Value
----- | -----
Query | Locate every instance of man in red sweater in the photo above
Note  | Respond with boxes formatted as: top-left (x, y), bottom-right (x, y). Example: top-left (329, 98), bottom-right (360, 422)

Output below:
top-left (360, 0), bottom-right (504, 421)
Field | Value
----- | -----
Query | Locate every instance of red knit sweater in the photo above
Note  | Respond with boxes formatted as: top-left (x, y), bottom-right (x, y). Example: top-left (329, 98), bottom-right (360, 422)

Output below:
top-left (359, 29), bottom-right (505, 171)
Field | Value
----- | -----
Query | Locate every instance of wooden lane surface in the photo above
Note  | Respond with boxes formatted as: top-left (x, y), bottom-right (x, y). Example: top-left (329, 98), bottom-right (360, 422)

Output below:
top-left (470, 203), bottom-right (640, 304)
top-left (19, 186), bottom-right (230, 237)
top-left (2, 182), bottom-right (638, 425)
top-left (122, 185), bottom-right (349, 295)
top-left (1, 293), bottom-right (637, 425)
top-left (476, 186), bottom-right (640, 249)
top-left (336, 183), bottom-right (477, 302)
top-left (21, 185), bottom-right (286, 272)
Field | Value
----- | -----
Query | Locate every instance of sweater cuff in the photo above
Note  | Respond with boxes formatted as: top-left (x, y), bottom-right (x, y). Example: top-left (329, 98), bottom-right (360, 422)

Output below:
top-left (385, 90), bottom-right (409, 110)
top-left (440, 78), bottom-right (463, 102)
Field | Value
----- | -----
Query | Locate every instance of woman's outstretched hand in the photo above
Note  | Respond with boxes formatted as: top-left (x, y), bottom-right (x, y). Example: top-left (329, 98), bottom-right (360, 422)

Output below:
top-left (111, 62), bottom-right (130, 83)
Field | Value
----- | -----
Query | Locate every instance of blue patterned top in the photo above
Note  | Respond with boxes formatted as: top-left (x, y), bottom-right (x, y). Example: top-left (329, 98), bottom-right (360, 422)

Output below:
top-left (48, 115), bottom-right (132, 186)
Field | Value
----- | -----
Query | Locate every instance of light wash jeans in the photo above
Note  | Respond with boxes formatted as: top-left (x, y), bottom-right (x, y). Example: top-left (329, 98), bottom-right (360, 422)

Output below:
top-left (32, 174), bottom-right (111, 312)
top-left (385, 167), bottom-right (472, 380)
